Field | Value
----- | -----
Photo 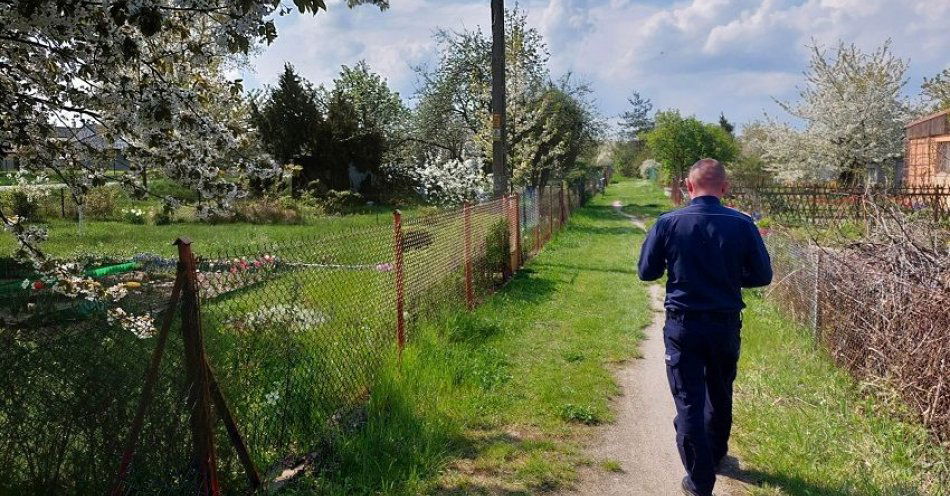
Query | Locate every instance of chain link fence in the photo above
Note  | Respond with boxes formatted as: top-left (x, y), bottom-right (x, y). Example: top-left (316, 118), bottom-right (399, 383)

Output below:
top-left (761, 212), bottom-right (950, 452)
top-left (0, 173), bottom-right (609, 494)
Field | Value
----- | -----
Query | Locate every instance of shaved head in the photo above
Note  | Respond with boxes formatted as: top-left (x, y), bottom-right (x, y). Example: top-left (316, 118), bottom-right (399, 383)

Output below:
top-left (686, 158), bottom-right (729, 198)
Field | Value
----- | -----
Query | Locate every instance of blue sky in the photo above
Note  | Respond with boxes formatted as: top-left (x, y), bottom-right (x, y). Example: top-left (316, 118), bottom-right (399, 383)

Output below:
top-left (243, 0), bottom-right (950, 131)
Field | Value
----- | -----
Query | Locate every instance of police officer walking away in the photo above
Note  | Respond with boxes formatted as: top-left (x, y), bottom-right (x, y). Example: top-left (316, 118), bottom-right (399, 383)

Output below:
top-left (637, 159), bottom-right (772, 496)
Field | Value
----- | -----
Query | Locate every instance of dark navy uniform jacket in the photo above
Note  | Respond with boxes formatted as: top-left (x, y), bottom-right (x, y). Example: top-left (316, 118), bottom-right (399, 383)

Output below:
top-left (637, 196), bottom-right (773, 312)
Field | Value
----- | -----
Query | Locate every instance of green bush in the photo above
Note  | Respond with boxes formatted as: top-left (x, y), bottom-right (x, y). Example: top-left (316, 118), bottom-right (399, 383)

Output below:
top-left (85, 186), bottom-right (124, 219)
top-left (10, 192), bottom-right (39, 219)
top-left (151, 205), bottom-right (174, 225)
top-left (227, 197), bottom-right (302, 224)
top-left (120, 207), bottom-right (146, 225)
top-left (318, 190), bottom-right (365, 215)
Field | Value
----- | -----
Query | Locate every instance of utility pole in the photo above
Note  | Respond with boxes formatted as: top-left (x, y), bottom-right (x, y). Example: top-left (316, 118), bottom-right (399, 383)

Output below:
top-left (491, 0), bottom-right (507, 197)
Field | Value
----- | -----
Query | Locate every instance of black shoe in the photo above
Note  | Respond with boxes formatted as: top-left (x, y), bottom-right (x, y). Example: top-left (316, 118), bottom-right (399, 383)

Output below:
top-left (681, 477), bottom-right (703, 496)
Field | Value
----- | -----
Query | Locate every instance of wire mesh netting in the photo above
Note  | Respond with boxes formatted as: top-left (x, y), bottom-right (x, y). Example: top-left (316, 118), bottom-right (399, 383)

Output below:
top-left (762, 223), bottom-right (950, 454)
top-left (0, 173), bottom-right (610, 494)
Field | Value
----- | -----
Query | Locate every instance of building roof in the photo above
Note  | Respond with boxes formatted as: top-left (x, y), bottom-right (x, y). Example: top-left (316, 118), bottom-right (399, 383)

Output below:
top-left (905, 109), bottom-right (950, 139)
top-left (54, 125), bottom-right (128, 150)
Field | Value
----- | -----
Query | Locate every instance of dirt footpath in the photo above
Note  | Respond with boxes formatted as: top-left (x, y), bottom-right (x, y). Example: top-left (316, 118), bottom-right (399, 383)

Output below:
top-left (558, 204), bottom-right (750, 496)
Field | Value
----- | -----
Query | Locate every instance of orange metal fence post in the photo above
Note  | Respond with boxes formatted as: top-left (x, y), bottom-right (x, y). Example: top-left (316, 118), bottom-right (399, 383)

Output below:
top-left (463, 203), bottom-right (475, 310)
top-left (393, 211), bottom-right (406, 356)
top-left (175, 238), bottom-right (220, 496)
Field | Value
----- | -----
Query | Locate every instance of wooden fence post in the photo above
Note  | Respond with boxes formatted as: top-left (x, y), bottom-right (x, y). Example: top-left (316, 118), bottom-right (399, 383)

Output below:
top-left (548, 187), bottom-right (554, 241)
top-left (393, 211), bottom-right (406, 356)
top-left (175, 237), bottom-right (220, 496)
top-left (463, 203), bottom-right (475, 310)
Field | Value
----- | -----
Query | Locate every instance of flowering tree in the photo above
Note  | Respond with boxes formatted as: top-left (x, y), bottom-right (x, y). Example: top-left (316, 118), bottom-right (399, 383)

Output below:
top-left (922, 68), bottom-right (950, 111)
top-left (410, 7), bottom-right (597, 190)
top-left (752, 41), bottom-right (910, 183)
top-left (0, 0), bottom-right (387, 328)
top-left (397, 153), bottom-right (490, 206)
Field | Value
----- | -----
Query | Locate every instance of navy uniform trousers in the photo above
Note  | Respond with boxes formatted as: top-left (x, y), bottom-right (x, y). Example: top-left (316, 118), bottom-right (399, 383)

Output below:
top-left (663, 309), bottom-right (741, 496)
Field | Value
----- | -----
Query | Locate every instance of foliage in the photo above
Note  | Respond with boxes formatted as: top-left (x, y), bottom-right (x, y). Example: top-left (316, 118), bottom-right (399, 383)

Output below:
top-left (921, 68), bottom-right (950, 111)
top-left (750, 41), bottom-right (910, 183)
top-left (253, 62), bottom-right (408, 193)
top-left (85, 186), bottom-right (124, 220)
top-left (398, 155), bottom-right (491, 206)
top-left (718, 113), bottom-right (735, 136)
top-left (410, 7), bottom-right (599, 189)
top-left (151, 205), bottom-right (174, 226)
top-left (730, 121), bottom-right (775, 184)
top-left (226, 197), bottom-right (303, 225)
top-left (251, 64), bottom-right (324, 169)
top-left (619, 91), bottom-right (654, 142)
top-left (643, 110), bottom-right (739, 181)
top-left (10, 192), bottom-right (38, 220)
top-left (121, 207), bottom-right (146, 225)
top-left (317, 190), bottom-right (366, 215)
top-left (0, 0), bottom-right (387, 326)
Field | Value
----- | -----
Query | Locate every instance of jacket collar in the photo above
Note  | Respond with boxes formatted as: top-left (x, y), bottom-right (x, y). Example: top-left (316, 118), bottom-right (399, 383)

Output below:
top-left (689, 195), bottom-right (722, 206)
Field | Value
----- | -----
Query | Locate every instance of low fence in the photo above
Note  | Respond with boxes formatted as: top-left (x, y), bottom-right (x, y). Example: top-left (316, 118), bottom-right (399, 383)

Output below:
top-left (762, 227), bottom-right (950, 451)
top-left (727, 183), bottom-right (950, 224)
top-left (0, 175), bottom-right (607, 494)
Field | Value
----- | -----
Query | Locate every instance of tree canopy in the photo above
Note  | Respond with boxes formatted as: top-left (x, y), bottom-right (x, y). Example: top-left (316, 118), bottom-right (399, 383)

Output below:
top-left (643, 110), bottom-right (739, 181)
top-left (750, 41), bottom-right (910, 183)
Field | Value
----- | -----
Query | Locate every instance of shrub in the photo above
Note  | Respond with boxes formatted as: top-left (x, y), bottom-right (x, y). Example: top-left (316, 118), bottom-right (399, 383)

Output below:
top-left (11, 192), bottom-right (39, 219)
top-left (121, 207), bottom-right (146, 225)
top-left (318, 190), bottom-right (364, 215)
top-left (228, 197), bottom-right (302, 224)
top-left (151, 205), bottom-right (174, 225)
top-left (85, 186), bottom-right (123, 219)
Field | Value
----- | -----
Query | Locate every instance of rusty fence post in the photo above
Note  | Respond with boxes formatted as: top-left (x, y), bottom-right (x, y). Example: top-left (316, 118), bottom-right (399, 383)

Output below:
top-left (463, 203), bottom-right (475, 311)
top-left (110, 265), bottom-right (185, 496)
top-left (175, 238), bottom-right (220, 496)
top-left (512, 193), bottom-right (522, 270)
top-left (534, 189), bottom-right (542, 255)
top-left (393, 211), bottom-right (406, 357)
top-left (559, 183), bottom-right (566, 227)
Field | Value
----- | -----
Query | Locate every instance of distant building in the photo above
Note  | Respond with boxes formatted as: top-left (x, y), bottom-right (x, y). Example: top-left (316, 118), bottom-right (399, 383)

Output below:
top-left (905, 109), bottom-right (950, 187)
top-left (0, 125), bottom-right (130, 172)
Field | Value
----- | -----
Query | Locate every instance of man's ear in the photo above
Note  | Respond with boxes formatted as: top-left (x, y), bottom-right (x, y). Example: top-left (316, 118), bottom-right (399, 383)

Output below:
top-left (722, 180), bottom-right (730, 196)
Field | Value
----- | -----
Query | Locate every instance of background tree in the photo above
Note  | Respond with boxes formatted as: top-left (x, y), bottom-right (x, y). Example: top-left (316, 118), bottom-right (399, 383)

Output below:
top-left (643, 110), bottom-right (739, 182)
top-left (619, 91), bottom-right (655, 142)
top-left (254, 61), bottom-right (407, 194)
top-left (752, 41), bottom-right (910, 183)
top-left (251, 64), bottom-right (323, 173)
top-left (719, 113), bottom-right (735, 136)
top-left (922, 68), bottom-right (950, 111)
top-left (408, 7), bottom-right (596, 191)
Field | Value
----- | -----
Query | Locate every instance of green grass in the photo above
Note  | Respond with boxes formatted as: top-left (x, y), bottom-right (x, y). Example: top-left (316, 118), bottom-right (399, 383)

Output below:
top-left (0, 205), bottom-right (427, 258)
top-left (283, 178), bottom-right (656, 495)
top-left (734, 292), bottom-right (949, 496)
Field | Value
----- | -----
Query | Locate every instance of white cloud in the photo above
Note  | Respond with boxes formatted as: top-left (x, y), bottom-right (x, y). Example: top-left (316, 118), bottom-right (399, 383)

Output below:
top-left (246, 0), bottom-right (950, 126)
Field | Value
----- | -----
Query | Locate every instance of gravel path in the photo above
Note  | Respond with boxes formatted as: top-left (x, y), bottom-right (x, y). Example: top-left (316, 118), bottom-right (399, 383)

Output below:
top-left (556, 203), bottom-right (751, 496)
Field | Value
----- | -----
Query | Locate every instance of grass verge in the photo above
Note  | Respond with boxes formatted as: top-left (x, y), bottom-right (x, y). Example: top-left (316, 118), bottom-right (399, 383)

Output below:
top-left (286, 178), bottom-right (654, 495)
top-left (734, 292), bottom-right (949, 496)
